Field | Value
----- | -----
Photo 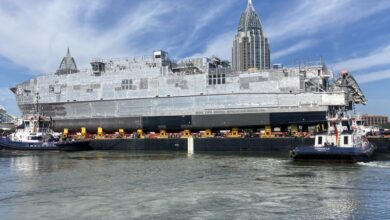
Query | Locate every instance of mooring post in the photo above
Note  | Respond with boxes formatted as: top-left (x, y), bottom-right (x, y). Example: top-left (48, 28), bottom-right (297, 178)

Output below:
top-left (187, 136), bottom-right (194, 155)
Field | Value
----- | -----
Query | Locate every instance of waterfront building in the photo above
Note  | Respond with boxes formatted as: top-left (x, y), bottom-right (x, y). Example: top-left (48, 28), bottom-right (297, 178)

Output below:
top-left (232, 0), bottom-right (271, 71)
top-left (362, 115), bottom-right (389, 127)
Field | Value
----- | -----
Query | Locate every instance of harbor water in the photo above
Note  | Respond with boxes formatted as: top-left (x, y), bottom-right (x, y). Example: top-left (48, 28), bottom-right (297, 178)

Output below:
top-left (1, 151), bottom-right (390, 219)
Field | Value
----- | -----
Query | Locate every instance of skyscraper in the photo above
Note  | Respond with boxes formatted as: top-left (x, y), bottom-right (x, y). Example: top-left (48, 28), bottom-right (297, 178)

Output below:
top-left (232, 0), bottom-right (270, 71)
top-left (56, 48), bottom-right (79, 75)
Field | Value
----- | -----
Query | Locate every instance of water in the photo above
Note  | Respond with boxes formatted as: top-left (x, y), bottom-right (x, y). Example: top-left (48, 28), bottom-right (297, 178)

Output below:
top-left (0, 151), bottom-right (390, 220)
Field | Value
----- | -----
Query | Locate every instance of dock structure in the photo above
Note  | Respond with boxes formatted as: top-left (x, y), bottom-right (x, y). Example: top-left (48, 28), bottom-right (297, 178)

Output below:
top-left (72, 136), bottom-right (389, 154)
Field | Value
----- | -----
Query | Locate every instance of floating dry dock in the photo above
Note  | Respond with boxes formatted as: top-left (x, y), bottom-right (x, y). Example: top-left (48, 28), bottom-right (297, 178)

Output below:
top-left (65, 137), bottom-right (390, 154)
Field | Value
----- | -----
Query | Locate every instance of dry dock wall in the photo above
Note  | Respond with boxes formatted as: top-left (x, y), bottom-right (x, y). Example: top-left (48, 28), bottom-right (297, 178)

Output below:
top-left (194, 138), bottom-right (314, 152)
top-left (87, 137), bottom-right (390, 153)
top-left (89, 138), bottom-right (187, 151)
top-left (88, 137), bottom-right (314, 152)
top-left (368, 137), bottom-right (390, 153)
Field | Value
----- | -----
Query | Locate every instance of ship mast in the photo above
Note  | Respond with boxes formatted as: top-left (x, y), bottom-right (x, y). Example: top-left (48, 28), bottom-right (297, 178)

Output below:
top-left (35, 92), bottom-right (40, 116)
top-left (34, 92), bottom-right (40, 133)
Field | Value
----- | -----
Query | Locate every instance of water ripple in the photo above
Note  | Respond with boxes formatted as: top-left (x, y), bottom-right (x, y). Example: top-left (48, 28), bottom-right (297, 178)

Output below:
top-left (0, 151), bottom-right (389, 219)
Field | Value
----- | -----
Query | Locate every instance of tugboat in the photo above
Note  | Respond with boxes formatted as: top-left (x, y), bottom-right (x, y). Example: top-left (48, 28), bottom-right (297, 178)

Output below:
top-left (0, 115), bottom-right (59, 151)
top-left (0, 93), bottom-right (60, 151)
top-left (290, 111), bottom-right (376, 162)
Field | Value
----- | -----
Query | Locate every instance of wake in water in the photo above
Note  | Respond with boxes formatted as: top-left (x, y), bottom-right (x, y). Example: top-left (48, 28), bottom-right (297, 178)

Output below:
top-left (358, 161), bottom-right (390, 168)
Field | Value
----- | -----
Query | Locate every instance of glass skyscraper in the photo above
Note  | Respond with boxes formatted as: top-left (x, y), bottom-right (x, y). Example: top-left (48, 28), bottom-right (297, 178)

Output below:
top-left (232, 0), bottom-right (270, 71)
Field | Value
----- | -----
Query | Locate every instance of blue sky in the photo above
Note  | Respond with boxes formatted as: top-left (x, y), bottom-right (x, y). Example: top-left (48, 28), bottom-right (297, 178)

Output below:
top-left (1, 0), bottom-right (390, 117)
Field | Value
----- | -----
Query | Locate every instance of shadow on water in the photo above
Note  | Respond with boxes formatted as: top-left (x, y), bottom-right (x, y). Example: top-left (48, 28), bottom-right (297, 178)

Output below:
top-left (64, 151), bottom-right (186, 161)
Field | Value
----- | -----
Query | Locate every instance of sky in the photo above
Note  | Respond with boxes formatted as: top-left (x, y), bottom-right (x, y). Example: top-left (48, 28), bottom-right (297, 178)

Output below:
top-left (0, 0), bottom-right (390, 117)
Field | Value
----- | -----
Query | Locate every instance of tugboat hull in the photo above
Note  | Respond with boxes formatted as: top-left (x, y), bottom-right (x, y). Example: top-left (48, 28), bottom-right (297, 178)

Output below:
top-left (0, 136), bottom-right (59, 151)
top-left (290, 144), bottom-right (376, 162)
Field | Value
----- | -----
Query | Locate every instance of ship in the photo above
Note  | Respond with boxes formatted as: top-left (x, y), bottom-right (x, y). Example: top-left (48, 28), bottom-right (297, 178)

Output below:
top-left (10, 50), bottom-right (366, 133)
top-left (9, 0), bottom-right (367, 133)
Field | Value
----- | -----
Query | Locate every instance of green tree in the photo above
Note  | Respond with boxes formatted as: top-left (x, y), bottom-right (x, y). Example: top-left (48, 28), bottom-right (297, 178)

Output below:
top-left (384, 123), bottom-right (390, 129)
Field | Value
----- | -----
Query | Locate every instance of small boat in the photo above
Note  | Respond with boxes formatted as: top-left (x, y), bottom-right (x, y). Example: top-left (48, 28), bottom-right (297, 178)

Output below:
top-left (290, 113), bottom-right (376, 162)
top-left (0, 115), bottom-right (60, 151)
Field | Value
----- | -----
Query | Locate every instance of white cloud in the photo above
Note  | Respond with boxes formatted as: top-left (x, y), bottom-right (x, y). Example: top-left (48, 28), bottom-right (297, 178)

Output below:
top-left (177, 0), bottom-right (235, 56)
top-left (332, 45), bottom-right (390, 84)
top-left (355, 69), bottom-right (390, 84)
top-left (0, 0), bottom-right (177, 73)
top-left (333, 45), bottom-right (390, 72)
top-left (191, 32), bottom-right (234, 60)
top-left (272, 40), bottom-right (317, 60)
top-left (266, 0), bottom-right (390, 41)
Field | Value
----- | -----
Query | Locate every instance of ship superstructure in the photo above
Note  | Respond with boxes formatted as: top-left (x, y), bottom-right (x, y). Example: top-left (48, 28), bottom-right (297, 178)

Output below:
top-left (10, 49), bottom-right (365, 132)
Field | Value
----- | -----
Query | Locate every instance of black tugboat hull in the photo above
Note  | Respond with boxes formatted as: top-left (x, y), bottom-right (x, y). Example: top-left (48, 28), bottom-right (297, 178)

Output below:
top-left (0, 137), bottom-right (59, 151)
top-left (290, 144), bottom-right (376, 162)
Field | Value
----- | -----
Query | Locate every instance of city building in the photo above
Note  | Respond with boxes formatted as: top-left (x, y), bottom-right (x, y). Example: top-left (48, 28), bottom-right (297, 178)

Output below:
top-left (56, 48), bottom-right (79, 75)
top-left (232, 0), bottom-right (270, 71)
top-left (362, 115), bottom-right (389, 127)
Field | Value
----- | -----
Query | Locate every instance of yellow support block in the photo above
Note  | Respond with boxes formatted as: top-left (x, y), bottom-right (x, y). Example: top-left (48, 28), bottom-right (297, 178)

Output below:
top-left (201, 129), bottom-right (215, 138)
top-left (290, 124), bottom-right (298, 136)
top-left (158, 130), bottom-right (168, 139)
top-left (81, 127), bottom-right (87, 139)
top-left (97, 127), bottom-right (104, 139)
top-left (181, 130), bottom-right (192, 138)
top-left (227, 128), bottom-right (241, 138)
top-left (261, 125), bottom-right (275, 138)
top-left (137, 129), bottom-right (145, 139)
top-left (118, 129), bottom-right (125, 138)
top-left (63, 128), bottom-right (69, 138)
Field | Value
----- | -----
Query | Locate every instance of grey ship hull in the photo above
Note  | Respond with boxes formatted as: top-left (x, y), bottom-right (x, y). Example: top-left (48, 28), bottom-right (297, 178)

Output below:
top-left (18, 93), bottom-right (330, 132)
top-left (52, 111), bottom-right (327, 132)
